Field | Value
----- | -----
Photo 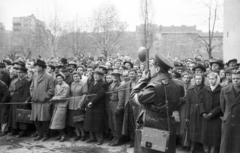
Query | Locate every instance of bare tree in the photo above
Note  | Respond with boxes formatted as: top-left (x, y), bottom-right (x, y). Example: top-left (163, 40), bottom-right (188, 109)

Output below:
top-left (139, 0), bottom-right (156, 49)
top-left (197, 0), bottom-right (222, 59)
top-left (35, 1), bottom-right (66, 57)
top-left (91, 4), bottom-right (127, 59)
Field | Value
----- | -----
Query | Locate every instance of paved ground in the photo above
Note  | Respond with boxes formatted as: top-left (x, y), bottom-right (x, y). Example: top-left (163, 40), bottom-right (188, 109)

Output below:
top-left (0, 135), bottom-right (205, 153)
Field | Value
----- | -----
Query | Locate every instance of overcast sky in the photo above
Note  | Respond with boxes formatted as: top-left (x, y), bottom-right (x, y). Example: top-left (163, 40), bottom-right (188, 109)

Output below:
top-left (0, 0), bottom-right (223, 32)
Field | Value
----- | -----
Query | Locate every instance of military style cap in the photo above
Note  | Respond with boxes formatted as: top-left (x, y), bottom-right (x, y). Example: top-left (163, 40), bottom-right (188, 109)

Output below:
top-left (153, 52), bottom-right (174, 72)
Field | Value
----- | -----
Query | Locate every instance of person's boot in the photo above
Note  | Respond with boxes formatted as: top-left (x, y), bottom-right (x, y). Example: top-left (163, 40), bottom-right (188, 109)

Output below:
top-left (33, 135), bottom-right (43, 141)
top-left (55, 135), bottom-right (61, 141)
top-left (74, 136), bottom-right (81, 141)
top-left (80, 135), bottom-right (86, 141)
top-left (111, 138), bottom-right (121, 147)
top-left (59, 135), bottom-right (66, 142)
top-left (108, 137), bottom-right (116, 146)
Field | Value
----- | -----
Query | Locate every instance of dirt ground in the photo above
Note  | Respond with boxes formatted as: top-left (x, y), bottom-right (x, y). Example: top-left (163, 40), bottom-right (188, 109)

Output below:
top-left (0, 135), bottom-right (133, 153)
top-left (0, 135), bottom-right (206, 153)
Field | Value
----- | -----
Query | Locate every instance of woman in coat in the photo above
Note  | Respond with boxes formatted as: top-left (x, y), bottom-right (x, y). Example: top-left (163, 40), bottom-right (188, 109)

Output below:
top-left (185, 74), bottom-right (206, 153)
top-left (49, 73), bottom-right (69, 142)
top-left (67, 71), bottom-right (87, 141)
top-left (200, 72), bottom-right (222, 153)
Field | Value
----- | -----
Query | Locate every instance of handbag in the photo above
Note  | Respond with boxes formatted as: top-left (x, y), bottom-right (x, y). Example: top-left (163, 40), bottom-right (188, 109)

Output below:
top-left (140, 83), bottom-right (171, 152)
top-left (15, 109), bottom-right (32, 124)
top-left (73, 114), bottom-right (85, 123)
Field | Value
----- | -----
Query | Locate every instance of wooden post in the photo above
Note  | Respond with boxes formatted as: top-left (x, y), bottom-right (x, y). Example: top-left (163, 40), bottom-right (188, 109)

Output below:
top-left (145, 48), bottom-right (149, 72)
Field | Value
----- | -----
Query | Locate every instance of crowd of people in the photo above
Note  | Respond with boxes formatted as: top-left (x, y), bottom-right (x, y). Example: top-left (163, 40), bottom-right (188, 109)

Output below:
top-left (0, 53), bottom-right (240, 153)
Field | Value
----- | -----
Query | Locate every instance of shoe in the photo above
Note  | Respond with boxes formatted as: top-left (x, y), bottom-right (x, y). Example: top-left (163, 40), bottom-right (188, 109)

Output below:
top-left (31, 132), bottom-right (38, 137)
top-left (128, 142), bottom-right (134, 148)
top-left (59, 136), bottom-right (66, 142)
top-left (0, 132), bottom-right (7, 137)
top-left (106, 135), bottom-right (113, 141)
top-left (111, 139), bottom-right (121, 147)
top-left (86, 139), bottom-right (97, 143)
top-left (108, 137), bottom-right (116, 146)
top-left (16, 131), bottom-right (26, 138)
top-left (80, 136), bottom-right (86, 141)
top-left (33, 136), bottom-right (43, 141)
top-left (74, 136), bottom-right (81, 141)
top-left (8, 132), bottom-right (17, 136)
top-left (42, 137), bottom-right (49, 142)
top-left (55, 135), bottom-right (61, 141)
top-left (97, 141), bottom-right (103, 145)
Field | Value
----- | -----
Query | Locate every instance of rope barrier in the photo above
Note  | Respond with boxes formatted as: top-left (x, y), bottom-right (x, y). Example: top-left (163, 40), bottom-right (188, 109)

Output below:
top-left (0, 87), bottom-right (133, 105)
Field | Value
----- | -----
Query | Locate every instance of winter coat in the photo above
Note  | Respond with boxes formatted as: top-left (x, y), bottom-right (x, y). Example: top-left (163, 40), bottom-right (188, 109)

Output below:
top-left (220, 85), bottom-right (240, 153)
top-left (130, 73), bottom-right (184, 153)
top-left (68, 81), bottom-right (88, 110)
top-left (49, 81), bottom-right (70, 129)
top-left (185, 84), bottom-right (205, 143)
top-left (0, 71), bottom-right (11, 87)
top-left (200, 85), bottom-right (222, 147)
top-left (0, 80), bottom-right (10, 124)
top-left (30, 71), bottom-right (55, 121)
top-left (8, 78), bottom-right (32, 129)
top-left (83, 79), bottom-right (108, 133)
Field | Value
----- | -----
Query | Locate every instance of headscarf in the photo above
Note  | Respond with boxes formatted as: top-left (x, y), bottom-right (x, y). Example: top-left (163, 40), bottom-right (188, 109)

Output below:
top-left (208, 72), bottom-right (220, 91)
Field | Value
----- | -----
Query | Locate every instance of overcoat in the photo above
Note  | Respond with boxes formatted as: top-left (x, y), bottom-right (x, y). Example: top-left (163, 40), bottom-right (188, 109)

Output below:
top-left (130, 73), bottom-right (184, 153)
top-left (220, 85), bottom-right (240, 153)
top-left (185, 84), bottom-right (205, 143)
top-left (0, 80), bottom-right (10, 124)
top-left (49, 81), bottom-right (69, 129)
top-left (120, 81), bottom-right (136, 136)
top-left (30, 71), bottom-right (54, 121)
top-left (200, 85), bottom-right (222, 147)
top-left (83, 79), bottom-right (107, 133)
top-left (177, 82), bottom-right (190, 135)
top-left (8, 78), bottom-right (32, 129)
top-left (0, 71), bottom-right (11, 87)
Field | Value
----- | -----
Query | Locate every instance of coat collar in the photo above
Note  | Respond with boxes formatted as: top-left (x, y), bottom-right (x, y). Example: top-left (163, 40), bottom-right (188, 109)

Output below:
top-left (206, 85), bottom-right (221, 92)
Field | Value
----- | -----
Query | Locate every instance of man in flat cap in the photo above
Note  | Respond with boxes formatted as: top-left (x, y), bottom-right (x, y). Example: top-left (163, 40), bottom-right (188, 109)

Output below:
top-left (8, 67), bottom-right (32, 137)
top-left (129, 52), bottom-right (184, 153)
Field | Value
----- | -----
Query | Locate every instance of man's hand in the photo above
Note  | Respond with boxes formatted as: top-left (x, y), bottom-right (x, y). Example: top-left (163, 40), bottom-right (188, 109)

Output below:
top-left (202, 113), bottom-right (208, 119)
top-left (205, 113), bottom-right (212, 120)
top-left (185, 118), bottom-right (189, 122)
top-left (142, 70), bottom-right (150, 79)
top-left (88, 102), bottom-right (92, 108)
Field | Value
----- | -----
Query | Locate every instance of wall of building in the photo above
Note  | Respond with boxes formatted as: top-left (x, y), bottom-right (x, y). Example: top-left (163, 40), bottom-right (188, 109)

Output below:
top-left (223, 0), bottom-right (240, 62)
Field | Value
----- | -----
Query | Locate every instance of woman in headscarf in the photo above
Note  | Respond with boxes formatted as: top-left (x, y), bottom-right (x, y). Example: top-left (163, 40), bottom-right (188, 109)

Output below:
top-left (67, 71), bottom-right (87, 141)
top-left (49, 73), bottom-right (70, 142)
top-left (185, 74), bottom-right (206, 153)
top-left (200, 72), bottom-right (222, 153)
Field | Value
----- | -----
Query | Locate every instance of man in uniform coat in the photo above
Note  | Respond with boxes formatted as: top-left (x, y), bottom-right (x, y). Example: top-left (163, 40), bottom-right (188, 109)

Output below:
top-left (0, 80), bottom-right (10, 136)
top-left (83, 68), bottom-right (108, 145)
top-left (8, 67), bottom-right (32, 137)
top-left (130, 52), bottom-right (184, 153)
top-left (220, 70), bottom-right (240, 153)
top-left (30, 59), bottom-right (54, 141)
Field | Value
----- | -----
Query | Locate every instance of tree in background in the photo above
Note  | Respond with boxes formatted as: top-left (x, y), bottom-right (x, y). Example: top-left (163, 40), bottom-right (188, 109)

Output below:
top-left (139, 0), bottom-right (156, 49)
top-left (91, 3), bottom-right (127, 59)
top-left (197, 0), bottom-right (223, 59)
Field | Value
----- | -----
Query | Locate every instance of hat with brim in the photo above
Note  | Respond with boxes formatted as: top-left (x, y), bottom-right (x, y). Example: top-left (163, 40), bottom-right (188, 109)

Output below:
top-left (34, 59), bottom-right (47, 68)
top-left (111, 69), bottom-right (121, 76)
top-left (61, 66), bottom-right (70, 72)
top-left (154, 52), bottom-right (174, 72)
top-left (3, 59), bottom-right (12, 65)
top-left (61, 58), bottom-right (68, 65)
top-left (56, 73), bottom-right (65, 80)
top-left (93, 68), bottom-right (104, 75)
top-left (48, 64), bottom-right (56, 71)
top-left (210, 60), bottom-right (223, 68)
top-left (18, 67), bottom-right (28, 73)
top-left (18, 61), bottom-right (26, 68)
top-left (123, 61), bottom-right (133, 68)
top-left (192, 64), bottom-right (206, 72)
top-left (68, 61), bottom-right (77, 68)
top-left (227, 59), bottom-right (238, 66)
top-left (0, 63), bottom-right (6, 68)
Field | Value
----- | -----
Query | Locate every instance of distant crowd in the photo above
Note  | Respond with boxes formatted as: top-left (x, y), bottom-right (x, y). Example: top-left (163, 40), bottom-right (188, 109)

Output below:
top-left (0, 53), bottom-right (240, 153)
